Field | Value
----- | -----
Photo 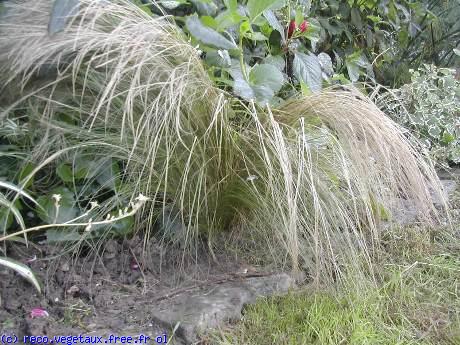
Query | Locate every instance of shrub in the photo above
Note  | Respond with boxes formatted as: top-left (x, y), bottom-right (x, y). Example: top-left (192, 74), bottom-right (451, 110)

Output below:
top-left (157, 0), bottom-right (460, 101)
top-left (379, 65), bottom-right (460, 165)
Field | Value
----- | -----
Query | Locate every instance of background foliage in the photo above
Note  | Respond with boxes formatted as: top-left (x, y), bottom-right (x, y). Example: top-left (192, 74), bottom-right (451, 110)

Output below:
top-left (379, 65), bottom-right (460, 164)
top-left (140, 0), bottom-right (460, 106)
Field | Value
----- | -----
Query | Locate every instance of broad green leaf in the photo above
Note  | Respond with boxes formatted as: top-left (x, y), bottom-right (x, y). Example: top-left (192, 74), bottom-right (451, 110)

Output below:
top-left (366, 28), bottom-right (374, 47)
top-left (346, 61), bottom-right (361, 82)
top-left (45, 228), bottom-right (81, 243)
top-left (37, 187), bottom-right (78, 224)
top-left (18, 163), bottom-right (35, 189)
top-left (230, 62), bottom-right (284, 105)
top-left (248, 31), bottom-right (268, 41)
top-left (318, 17), bottom-right (343, 35)
top-left (318, 52), bottom-right (334, 78)
top-left (189, 0), bottom-right (218, 16)
top-left (0, 257), bottom-right (41, 293)
top-left (251, 84), bottom-right (278, 105)
top-left (269, 30), bottom-right (283, 55)
top-left (56, 163), bottom-right (73, 183)
top-left (48, 0), bottom-right (79, 35)
top-left (350, 8), bottom-right (362, 29)
top-left (263, 10), bottom-right (285, 41)
top-left (331, 73), bottom-right (351, 84)
top-left (442, 132), bottom-right (455, 144)
top-left (201, 15), bottom-right (218, 29)
top-left (427, 124), bottom-right (442, 138)
top-left (205, 50), bottom-right (232, 67)
top-left (300, 81), bottom-right (312, 96)
top-left (109, 215), bottom-right (134, 236)
top-left (249, 64), bottom-right (284, 94)
top-left (73, 154), bottom-right (92, 179)
top-left (345, 51), bottom-right (369, 82)
top-left (338, 2), bottom-right (350, 18)
top-left (239, 20), bottom-right (252, 36)
top-left (230, 62), bottom-right (256, 101)
top-left (293, 52), bottom-right (322, 92)
top-left (95, 159), bottom-right (121, 191)
top-left (92, 215), bottom-right (134, 237)
top-left (367, 15), bottom-right (381, 23)
top-left (132, 0), bottom-right (153, 15)
top-left (215, 10), bottom-right (244, 31)
top-left (295, 8), bottom-right (303, 26)
top-left (239, 19), bottom-right (267, 40)
top-left (247, 0), bottom-right (284, 22)
top-left (303, 18), bottom-right (322, 50)
top-left (224, 0), bottom-right (237, 11)
top-left (264, 55), bottom-right (285, 72)
top-left (185, 15), bottom-right (237, 49)
top-left (157, 0), bottom-right (186, 9)
top-left (326, 0), bottom-right (339, 11)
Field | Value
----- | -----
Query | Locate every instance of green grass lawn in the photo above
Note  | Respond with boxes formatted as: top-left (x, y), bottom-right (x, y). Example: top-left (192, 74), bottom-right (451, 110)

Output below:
top-left (212, 226), bottom-right (460, 345)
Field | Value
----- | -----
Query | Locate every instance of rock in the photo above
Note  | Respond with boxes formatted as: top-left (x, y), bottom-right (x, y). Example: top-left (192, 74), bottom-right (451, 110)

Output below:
top-left (245, 273), bottom-right (296, 296)
top-left (385, 176), bottom-right (458, 227)
top-left (432, 179), bottom-right (457, 207)
top-left (389, 198), bottom-right (422, 226)
top-left (150, 273), bottom-right (295, 344)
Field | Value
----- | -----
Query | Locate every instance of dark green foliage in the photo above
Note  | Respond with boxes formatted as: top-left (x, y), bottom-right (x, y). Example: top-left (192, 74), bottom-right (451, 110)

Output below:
top-left (163, 0), bottom-right (459, 105)
top-left (0, 116), bottom-right (134, 243)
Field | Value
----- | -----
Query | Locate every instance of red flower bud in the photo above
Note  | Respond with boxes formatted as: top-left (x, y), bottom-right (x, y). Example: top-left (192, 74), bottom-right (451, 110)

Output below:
top-left (288, 20), bottom-right (296, 38)
top-left (299, 20), bottom-right (308, 33)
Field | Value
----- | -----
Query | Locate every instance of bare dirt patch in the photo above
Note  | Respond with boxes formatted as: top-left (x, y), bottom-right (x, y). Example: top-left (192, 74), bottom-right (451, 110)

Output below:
top-left (1, 236), bottom-right (294, 345)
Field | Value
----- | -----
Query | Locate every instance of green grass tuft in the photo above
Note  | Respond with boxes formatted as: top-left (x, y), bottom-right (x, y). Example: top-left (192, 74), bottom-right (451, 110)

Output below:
top-left (215, 230), bottom-right (460, 345)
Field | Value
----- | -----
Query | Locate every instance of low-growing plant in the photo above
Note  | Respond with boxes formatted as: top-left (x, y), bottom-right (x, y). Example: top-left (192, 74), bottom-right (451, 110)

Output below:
top-left (0, 167), bottom-right (148, 291)
top-left (377, 64), bottom-right (460, 165)
top-left (0, 113), bottom-right (139, 242)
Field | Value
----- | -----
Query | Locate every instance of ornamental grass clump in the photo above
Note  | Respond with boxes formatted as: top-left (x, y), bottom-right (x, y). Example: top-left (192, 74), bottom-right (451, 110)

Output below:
top-left (0, 0), bottom-right (446, 282)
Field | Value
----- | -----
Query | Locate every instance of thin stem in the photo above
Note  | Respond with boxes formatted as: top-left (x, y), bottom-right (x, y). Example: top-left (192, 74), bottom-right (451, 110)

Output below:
top-left (239, 35), bottom-right (248, 81)
top-left (0, 199), bottom-right (147, 242)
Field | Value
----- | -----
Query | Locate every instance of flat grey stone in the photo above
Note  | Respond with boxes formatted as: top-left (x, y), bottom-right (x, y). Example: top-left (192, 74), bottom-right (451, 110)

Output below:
top-left (386, 178), bottom-right (457, 226)
top-left (388, 198), bottom-right (421, 226)
top-left (429, 179), bottom-right (457, 207)
top-left (151, 273), bottom-right (295, 344)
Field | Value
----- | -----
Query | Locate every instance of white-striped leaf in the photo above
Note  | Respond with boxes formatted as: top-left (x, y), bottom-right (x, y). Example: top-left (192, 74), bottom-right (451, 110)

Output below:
top-left (0, 257), bottom-right (41, 293)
